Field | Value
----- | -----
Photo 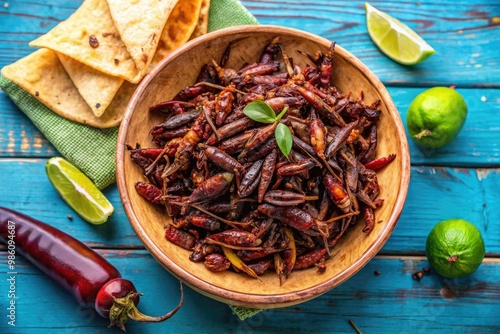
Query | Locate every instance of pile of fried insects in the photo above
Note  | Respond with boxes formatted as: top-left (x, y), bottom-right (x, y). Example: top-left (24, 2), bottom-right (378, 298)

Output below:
top-left (128, 38), bottom-right (395, 283)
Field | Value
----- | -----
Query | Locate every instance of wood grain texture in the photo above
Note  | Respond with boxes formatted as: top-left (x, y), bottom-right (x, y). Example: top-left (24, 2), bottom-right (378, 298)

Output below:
top-left (0, 160), bottom-right (498, 254)
top-left (384, 167), bottom-right (500, 255)
top-left (0, 0), bottom-right (499, 331)
top-left (243, 0), bottom-right (500, 87)
top-left (1, 0), bottom-right (499, 86)
top-left (0, 250), bottom-right (498, 333)
top-left (0, 92), bottom-right (57, 157)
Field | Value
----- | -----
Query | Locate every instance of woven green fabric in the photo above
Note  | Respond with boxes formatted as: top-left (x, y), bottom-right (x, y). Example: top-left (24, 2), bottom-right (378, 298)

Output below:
top-left (0, 75), bottom-right (119, 189)
top-left (208, 0), bottom-right (258, 31)
top-left (0, 0), bottom-right (262, 320)
top-left (230, 305), bottom-right (264, 320)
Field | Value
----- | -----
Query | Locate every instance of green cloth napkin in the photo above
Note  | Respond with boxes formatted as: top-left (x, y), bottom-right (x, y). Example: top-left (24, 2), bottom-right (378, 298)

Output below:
top-left (0, 76), bottom-right (119, 189)
top-left (0, 0), bottom-right (261, 320)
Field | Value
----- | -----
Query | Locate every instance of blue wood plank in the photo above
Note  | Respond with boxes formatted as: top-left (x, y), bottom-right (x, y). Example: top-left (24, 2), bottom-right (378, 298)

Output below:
top-left (0, 250), bottom-right (498, 333)
top-left (0, 160), bottom-right (498, 254)
top-left (0, 0), bottom-right (79, 66)
top-left (243, 0), bottom-right (500, 87)
top-left (1, 0), bottom-right (499, 86)
top-left (383, 167), bottom-right (500, 255)
top-left (0, 95), bottom-right (57, 157)
top-left (0, 159), bottom-right (141, 248)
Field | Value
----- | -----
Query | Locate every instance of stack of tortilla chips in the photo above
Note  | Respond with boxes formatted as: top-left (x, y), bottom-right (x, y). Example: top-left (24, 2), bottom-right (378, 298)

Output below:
top-left (1, 0), bottom-right (210, 128)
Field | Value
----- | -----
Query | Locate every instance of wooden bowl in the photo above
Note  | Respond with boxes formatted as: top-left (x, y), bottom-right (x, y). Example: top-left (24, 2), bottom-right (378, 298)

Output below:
top-left (116, 25), bottom-right (410, 309)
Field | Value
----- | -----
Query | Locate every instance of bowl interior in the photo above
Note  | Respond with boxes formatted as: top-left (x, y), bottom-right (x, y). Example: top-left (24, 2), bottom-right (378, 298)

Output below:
top-left (117, 25), bottom-right (410, 309)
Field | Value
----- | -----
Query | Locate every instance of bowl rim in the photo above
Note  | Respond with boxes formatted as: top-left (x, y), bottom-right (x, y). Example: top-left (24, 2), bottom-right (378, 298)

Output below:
top-left (117, 24), bottom-right (411, 308)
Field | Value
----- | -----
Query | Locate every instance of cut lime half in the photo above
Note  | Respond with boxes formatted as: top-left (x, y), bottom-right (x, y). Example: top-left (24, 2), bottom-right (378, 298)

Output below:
top-left (365, 2), bottom-right (435, 65)
top-left (46, 157), bottom-right (114, 224)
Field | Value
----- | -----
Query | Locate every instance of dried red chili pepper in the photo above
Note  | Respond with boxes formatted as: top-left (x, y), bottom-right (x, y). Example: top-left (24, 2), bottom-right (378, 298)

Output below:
top-left (364, 154), bottom-right (396, 171)
top-left (276, 158), bottom-right (317, 177)
top-left (204, 253), bottom-right (231, 272)
top-left (215, 84), bottom-right (236, 126)
top-left (0, 207), bottom-right (183, 331)
top-left (151, 110), bottom-right (200, 135)
top-left (257, 149), bottom-right (278, 203)
top-left (207, 230), bottom-right (262, 248)
top-left (263, 190), bottom-right (318, 206)
top-left (258, 204), bottom-right (315, 232)
top-left (294, 248), bottom-right (328, 270)
top-left (203, 145), bottom-right (243, 173)
top-left (184, 172), bottom-right (234, 204)
top-left (323, 174), bottom-right (351, 213)
top-left (362, 205), bottom-right (375, 234)
top-left (165, 224), bottom-right (196, 250)
top-left (135, 182), bottom-right (163, 206)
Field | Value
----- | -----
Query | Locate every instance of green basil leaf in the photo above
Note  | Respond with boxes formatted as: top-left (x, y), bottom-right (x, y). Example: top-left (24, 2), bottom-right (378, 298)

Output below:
top-left (274, 106), bottom-right (289, 122)
top-left (243, 101), bottom-right (277, 124)
top-left (275, 123), bottom-right (293, 159)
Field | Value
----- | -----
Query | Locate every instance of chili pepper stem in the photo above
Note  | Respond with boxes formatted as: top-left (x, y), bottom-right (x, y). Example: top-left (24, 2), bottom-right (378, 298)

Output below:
top-left (349, 319), bottom-right (363, 334)
top-left (322, 157), bottom-right (343, 183)
top-left (109, 282), bottom-right (184, 331)
top-left (322, 211), bottom-right (360, 224)
top-left (315, 221), bottom-right (331, 255)
top-left (194, 81), bottom-right (246, 95)
top-left (187, 203), bottom-right (253, 228)
top-left (205, 238), bottom-right (264, 251)
top-left (144, 146), bottom-right (168, 176)
top-left (201, 106), bottom-right (221, 141)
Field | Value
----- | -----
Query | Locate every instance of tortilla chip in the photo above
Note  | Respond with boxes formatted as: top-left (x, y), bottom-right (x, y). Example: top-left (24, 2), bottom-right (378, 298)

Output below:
top-left (58, 53), bottom-right (124, 117)
top-left (1, 49), bottom-right (128, 128)
top-left (105, 80), bottom-right (137, 123)
top-left (150, 0), bottom-right (203, 69)
top-left (29, 0), bottom-right (142, 83)
top-left (189, 0), bottom-right (210, 40)
top-left (106, 0), bottom-right (179, 75)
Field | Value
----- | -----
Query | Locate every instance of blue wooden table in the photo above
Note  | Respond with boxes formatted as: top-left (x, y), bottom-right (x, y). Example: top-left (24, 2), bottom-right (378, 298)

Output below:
top-left (1, 1), bottom-right (499, 333)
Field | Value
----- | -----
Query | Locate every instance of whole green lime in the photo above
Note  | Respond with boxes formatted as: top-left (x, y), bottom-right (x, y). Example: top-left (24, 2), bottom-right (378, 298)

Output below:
top-left (426, 219), bottom-right (485, 278)
top-left (407, 87), bottom-right (468, 149)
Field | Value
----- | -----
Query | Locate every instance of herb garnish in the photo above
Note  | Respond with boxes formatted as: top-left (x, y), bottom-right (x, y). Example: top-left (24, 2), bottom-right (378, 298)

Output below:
top-left (243, 101), bottom-right (292, 158)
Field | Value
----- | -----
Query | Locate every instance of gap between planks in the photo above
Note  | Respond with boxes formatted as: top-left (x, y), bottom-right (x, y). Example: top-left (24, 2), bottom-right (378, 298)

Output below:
top-left (1, 248), bottom-right (499, 262)
top-left (375, 254), bottom-right (500, 262)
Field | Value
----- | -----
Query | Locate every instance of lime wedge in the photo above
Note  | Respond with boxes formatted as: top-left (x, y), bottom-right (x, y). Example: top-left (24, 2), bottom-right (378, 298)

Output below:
top-left (46, 157), bottom-right (114, 224)
top-left (365, 2), bottom-right (435, 65)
